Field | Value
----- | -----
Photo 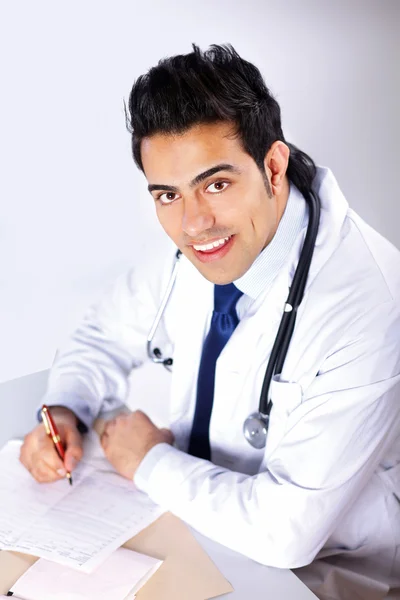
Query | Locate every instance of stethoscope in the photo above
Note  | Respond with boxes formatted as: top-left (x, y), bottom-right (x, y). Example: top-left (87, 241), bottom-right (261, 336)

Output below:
top-left (147, 189), bottom-right (321, 449)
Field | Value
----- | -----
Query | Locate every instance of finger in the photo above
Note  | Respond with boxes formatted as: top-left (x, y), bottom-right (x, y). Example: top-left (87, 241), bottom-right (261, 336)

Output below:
top-left (31, 431), bottom-right (76, 475)
top-left (30, 460), bottom-right (63, 483)
top-left (20, 431), bottom-right (64, 475)
top-left (64, 427), bottom-right (83, 472)
top-left (135, 410), bottom-right (152, 423)
top-left (64, 424), bottom-right (83, 452)
top-left (134, 410), bottom-right (154, 426)
top-left (40, 449), bottom-right (67, 475)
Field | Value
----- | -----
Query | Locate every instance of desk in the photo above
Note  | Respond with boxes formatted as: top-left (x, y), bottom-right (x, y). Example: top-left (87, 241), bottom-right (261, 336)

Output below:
top-left (0, 369), bottom-right (317, 600)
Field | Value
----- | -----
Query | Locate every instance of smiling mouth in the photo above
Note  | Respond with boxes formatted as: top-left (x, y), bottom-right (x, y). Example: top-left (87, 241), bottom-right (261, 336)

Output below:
top-left (191, 236), bottom-right (231, 253)
top-left (189, 235), bottom-right (235, 263)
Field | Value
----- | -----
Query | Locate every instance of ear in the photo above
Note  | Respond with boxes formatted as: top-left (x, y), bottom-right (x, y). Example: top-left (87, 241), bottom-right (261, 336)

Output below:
top-left (264, 142), bottom-right (290, 196)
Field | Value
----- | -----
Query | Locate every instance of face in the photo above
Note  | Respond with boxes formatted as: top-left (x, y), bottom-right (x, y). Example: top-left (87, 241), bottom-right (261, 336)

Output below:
top-left (141, 122), bottom-right (289, 285)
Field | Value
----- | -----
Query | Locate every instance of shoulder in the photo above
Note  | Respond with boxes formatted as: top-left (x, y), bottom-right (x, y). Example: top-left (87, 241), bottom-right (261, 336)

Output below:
top-left (345, 209), bottom-right (400, 304)
top-left (310, 210), bottom-right (400, 380)
top-left (320, 209), bottom-right (400, 316)
top-left (312, 167), bottom-right (400, 310)
top-left (295, 177), bottom-right (400, 382)
top-left (311, 201), bottom-right (400, 326)
top-left (93, 237), bottom-right (178, 320)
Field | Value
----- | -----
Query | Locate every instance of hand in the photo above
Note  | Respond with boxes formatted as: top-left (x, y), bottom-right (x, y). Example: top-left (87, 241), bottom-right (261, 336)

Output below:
top-left (19, 406), bottom-right (84, 483)
top-left (100, 410), bottom-right (174, 480)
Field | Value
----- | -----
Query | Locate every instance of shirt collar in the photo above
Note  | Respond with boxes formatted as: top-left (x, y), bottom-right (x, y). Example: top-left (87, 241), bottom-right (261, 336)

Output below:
top-left (234, 184), bottom-right (308, 300)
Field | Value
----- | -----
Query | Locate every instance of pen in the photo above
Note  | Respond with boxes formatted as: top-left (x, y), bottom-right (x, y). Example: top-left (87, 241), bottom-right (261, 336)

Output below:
top-left (40, 404), bottom-right (73, 485)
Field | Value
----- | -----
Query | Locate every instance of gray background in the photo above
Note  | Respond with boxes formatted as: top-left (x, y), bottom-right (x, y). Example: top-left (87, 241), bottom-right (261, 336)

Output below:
top-left (1, 0), bottom-right (399, 385)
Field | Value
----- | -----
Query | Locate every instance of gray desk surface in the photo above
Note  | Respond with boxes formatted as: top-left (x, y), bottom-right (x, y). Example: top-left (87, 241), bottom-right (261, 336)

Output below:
top-left (0, 369), bottom-right (317, 600)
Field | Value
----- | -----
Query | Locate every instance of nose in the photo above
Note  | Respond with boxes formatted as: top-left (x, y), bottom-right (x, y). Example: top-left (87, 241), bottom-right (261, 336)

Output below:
top-left (181, 197), bottom-right (215, 238)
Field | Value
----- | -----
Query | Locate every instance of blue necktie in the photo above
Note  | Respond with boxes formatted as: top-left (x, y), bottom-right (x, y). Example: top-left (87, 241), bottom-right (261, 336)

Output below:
top-left (188, 283), bottom-right (244, 460)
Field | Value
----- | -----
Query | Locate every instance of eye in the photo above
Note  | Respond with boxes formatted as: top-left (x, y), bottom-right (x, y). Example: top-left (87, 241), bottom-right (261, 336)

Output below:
top-left (206, 181), bottom-right (230, 194)
top-left (157, 192), bottom-right (180, 205)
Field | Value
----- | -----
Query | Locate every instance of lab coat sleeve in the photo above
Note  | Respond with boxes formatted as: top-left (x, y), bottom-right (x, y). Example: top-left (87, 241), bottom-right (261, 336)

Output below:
top-left (134, 300), bottom-right (400, 569)
top-left (40, 263), bottom-right (166, 430)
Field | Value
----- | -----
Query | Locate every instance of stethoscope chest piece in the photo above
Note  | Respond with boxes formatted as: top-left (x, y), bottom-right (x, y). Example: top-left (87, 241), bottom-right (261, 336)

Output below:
top-left (243, 412), bottom-right (270, 449)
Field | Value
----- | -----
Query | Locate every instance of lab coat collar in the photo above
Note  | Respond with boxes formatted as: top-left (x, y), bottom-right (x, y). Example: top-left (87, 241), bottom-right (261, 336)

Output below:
top-left (312, 166), bottom-right (349, 248)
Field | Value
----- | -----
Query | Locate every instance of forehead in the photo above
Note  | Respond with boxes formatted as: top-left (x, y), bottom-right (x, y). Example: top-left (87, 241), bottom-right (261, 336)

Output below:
top-left (141, 121), bottom-right (249, 183)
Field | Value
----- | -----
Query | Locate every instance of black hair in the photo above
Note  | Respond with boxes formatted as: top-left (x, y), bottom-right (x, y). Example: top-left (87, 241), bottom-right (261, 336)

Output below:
top-left (126, 44), bottom-right (316, 198)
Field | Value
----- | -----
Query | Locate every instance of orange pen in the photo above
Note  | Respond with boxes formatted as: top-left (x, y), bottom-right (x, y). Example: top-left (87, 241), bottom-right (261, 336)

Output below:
top-left (40, 404), bottom-right (73, 485)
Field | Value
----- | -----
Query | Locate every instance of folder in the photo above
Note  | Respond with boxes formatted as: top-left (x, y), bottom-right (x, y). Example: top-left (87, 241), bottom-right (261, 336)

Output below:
top-left (126, 512), bottom-right (233, 599)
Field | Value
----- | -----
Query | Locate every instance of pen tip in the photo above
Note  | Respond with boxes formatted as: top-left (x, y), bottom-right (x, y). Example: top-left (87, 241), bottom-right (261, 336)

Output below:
top-left (67, 472), bottom-right (73, 486)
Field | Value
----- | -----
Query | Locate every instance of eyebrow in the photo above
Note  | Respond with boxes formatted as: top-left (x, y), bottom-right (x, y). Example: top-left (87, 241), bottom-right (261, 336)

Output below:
top-left (147, 163), bottom-right (241, 194)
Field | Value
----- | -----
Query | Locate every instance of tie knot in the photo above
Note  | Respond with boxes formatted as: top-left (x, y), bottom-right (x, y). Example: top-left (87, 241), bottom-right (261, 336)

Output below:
top-left (214, 283), bottom-right (243, 315)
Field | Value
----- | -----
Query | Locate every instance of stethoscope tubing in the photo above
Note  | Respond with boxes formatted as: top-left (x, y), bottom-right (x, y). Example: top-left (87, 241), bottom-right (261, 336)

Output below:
top-left (146, 248), bottom-right (182, 367)
top-left (259, 189), bottom-right (320, 415)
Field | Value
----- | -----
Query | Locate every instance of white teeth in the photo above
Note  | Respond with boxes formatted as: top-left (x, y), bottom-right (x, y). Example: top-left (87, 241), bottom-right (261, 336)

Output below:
top-left (193, 236), bottom-right (230, 251)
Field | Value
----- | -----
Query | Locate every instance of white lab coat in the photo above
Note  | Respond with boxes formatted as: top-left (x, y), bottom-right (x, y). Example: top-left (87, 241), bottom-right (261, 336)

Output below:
top-left (44, 168), bottom-right (400, 600)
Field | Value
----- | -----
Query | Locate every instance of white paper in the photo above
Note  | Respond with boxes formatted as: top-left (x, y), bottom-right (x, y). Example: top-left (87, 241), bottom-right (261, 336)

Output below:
top-left (11, 547), bottom-right (160, 600)
top-left (0, 435), bottom-right (164, 572)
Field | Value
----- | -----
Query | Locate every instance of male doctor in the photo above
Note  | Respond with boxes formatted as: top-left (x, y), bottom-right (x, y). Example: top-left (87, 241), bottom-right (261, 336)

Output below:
top-left (20, 45), bottom-right (400, 599)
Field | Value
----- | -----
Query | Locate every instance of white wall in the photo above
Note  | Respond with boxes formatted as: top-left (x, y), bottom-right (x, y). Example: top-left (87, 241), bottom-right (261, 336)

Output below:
top-left (1, 0), bottom-right (399, 384)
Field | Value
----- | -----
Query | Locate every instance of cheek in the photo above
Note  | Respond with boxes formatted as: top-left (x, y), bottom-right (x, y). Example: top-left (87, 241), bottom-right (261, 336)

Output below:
top-left (240, 190), bottom-right (268, 227)
top-left (256, 201), bottom-right (278, 247)
top-left (243, 193), bottom-right (276, 248)
top-left (155, 206), bottom-right (179, 238)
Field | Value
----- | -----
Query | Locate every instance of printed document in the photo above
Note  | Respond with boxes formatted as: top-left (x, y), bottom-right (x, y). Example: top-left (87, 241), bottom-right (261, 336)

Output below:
top-left (9, 546), bottom-right (163, 600)
top-left (0, 434), bottom-right (164, 572)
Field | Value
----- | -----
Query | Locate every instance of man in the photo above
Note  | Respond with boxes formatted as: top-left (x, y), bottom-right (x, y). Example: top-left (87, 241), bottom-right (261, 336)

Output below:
top-left (20, 45), bottom-right (400, 599)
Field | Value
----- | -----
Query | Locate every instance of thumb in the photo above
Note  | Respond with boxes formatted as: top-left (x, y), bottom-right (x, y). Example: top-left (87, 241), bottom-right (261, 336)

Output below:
top-left (64, 426), bottom-right (83, 472)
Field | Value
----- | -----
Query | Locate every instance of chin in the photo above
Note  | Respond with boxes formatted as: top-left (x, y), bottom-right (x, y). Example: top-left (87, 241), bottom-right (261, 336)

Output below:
top-left (196, 262), bottom-right (249, 286)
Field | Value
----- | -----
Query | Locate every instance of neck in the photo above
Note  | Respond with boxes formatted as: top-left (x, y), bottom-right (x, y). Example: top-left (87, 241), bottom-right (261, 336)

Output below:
top-left (275, 176), bottom-right (290, 225)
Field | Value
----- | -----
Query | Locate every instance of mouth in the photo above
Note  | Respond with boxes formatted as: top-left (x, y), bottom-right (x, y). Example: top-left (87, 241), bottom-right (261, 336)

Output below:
top-left (189, 235), bottom-right (235, 263)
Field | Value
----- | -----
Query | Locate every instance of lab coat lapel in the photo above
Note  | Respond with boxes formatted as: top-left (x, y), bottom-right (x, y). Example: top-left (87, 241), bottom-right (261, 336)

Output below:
top-left (208, 269), bottom-right (291, 472)
top-left (306, 167), bottom-right (349, 281)
top-left (212, 267), bottom-right (290, 423)
top-left (166, 256), bottom-right (213, 448)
